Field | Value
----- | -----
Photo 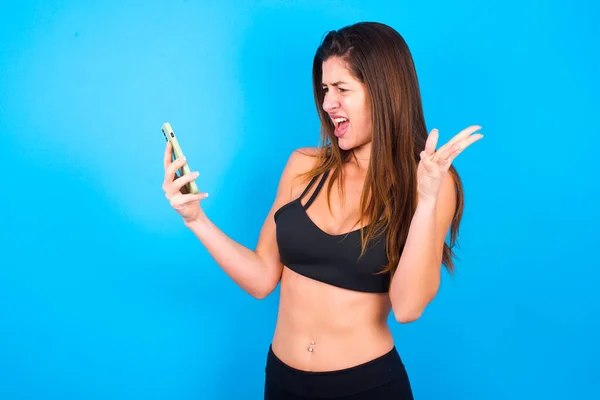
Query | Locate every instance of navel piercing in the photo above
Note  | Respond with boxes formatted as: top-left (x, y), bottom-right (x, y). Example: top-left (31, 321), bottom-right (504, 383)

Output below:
top-left (308, 340), bottom-right (316, 352)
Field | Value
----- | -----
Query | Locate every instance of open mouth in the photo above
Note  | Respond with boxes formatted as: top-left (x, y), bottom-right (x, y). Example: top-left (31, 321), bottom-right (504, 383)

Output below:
top-left (332, 117), bottom-right (350, 137)
top-left (332, 117), bottom-right (350, 134)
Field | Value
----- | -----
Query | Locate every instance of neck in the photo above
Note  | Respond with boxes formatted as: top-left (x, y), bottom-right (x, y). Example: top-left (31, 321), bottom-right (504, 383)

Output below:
top-left (350, 143), bottom-right (371, 163)
top-left (349, 154), bottom-right (370, 174)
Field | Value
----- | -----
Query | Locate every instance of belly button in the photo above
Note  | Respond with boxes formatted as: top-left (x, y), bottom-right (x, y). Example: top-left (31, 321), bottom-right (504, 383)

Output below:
top-left (307, 340), bottom-right (315, 352)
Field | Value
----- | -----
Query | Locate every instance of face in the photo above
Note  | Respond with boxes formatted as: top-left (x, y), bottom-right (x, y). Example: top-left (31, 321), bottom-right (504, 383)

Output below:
top-left (321, 57), bottom-right (372, 154)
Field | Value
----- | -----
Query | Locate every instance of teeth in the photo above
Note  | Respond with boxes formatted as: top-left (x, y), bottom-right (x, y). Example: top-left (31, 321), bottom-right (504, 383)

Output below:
top-left (333, 117), bottom-right (348, 123)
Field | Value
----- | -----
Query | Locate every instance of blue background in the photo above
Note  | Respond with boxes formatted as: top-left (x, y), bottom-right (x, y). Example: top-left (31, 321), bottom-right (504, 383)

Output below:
top-left (1, 0), bottom-right (598, 399)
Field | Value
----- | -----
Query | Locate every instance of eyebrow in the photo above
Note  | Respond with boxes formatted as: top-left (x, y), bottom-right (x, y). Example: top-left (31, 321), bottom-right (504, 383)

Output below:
top-left (321, 81), bottom-right (348, 87)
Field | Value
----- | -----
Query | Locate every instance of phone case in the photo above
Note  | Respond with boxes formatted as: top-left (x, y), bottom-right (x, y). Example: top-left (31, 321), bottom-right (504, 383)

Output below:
top-left (161, 122), bottom-right (200, 194)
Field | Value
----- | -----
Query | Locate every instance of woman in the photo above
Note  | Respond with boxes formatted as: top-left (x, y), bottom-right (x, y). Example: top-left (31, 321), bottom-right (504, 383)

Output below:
top-left (162, 22), bottom-right (482, 399)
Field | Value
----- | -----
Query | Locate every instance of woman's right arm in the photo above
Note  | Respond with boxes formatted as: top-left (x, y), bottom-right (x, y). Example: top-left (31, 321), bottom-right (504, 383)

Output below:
top-left (162, 141), bottom-right (308, 299)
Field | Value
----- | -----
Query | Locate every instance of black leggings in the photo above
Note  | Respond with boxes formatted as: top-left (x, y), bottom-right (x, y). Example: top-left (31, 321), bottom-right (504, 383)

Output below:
top-left (264, 345), bottom-right (414, 399)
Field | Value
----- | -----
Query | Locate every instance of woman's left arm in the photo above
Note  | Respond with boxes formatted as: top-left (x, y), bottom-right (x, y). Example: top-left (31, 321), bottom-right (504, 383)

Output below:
top-left (389, 125), bottom-right (483, 323)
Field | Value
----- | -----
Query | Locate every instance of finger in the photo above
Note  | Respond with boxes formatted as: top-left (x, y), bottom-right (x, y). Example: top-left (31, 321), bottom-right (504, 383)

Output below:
top-left (419, 151), bottom-right (436, 173)
top-left (437, 125), bottom-right (482, 155)
top-left (168, 171), bottom-right (199, 197)
top-left (163, 141), bottom-right (173, 170)
top-left (170, 192), bottom-right (209, 209)
top-left (163, 167), bottom-right (196, 197)
top-left (437, 141), bottom-right (462, 163)
top-left (164, 155), bottom-right (188, 185)
top-left (440, 132), bottom-right (484, 164)
top-left (424, 129), bottom-right (438, 156)
top-left (448, 125), bottom-right (482, 148)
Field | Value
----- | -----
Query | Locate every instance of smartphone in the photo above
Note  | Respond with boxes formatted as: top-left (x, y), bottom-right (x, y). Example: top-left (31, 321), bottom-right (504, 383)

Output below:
top-left (161, 122), bottom-right (199, 195)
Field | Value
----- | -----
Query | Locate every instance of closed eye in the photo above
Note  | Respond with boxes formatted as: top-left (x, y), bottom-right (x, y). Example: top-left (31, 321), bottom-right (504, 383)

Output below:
top-left (322, 87), bottom-right (348, 93)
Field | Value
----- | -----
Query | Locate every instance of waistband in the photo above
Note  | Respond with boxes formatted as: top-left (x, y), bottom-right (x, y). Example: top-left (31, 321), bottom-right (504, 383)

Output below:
top-left (265, 345), bottom-right (406, 398)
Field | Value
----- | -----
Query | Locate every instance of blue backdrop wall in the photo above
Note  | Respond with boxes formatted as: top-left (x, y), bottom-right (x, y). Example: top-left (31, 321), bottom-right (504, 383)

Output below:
top-left (1, 0), bottom-right (598, 399)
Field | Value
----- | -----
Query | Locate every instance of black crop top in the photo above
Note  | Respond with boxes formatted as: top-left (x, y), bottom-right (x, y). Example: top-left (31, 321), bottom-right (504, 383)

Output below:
top-left (274, 170), bottom-right (391, 293)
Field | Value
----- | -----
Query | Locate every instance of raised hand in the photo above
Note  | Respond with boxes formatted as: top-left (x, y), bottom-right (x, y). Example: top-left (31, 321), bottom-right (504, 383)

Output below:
top-left (417, 125), bottom-right (483, 201)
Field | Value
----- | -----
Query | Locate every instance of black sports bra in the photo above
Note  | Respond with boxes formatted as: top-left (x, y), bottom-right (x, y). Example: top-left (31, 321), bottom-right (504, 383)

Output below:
top-left (274, 170), bottom-right (390, 293)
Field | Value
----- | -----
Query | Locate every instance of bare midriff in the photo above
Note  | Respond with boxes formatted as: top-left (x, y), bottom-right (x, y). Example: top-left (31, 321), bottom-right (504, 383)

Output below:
top-left (270, 266), bottom-right (395, 372)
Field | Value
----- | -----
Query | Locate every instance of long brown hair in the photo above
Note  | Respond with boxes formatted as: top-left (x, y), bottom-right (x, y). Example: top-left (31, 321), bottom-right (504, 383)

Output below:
top-left (302, 22), bottom-right (464, 278)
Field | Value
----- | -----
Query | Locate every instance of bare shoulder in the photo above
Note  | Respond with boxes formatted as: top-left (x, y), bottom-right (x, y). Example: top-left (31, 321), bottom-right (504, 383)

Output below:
top-left (293, 146), bottom-right (321, 159)
top-left (280, 147), bottom-right (321, 178)
top-left (277, 147), bottom-right (322, 201)
top-left (289, 146), bottom-right (320, 169)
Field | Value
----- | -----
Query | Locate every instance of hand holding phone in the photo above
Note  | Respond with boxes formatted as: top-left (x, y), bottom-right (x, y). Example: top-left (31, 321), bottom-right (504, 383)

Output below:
top-left (161, 122), bottom-right (199, 194)
top-left (161, 122), bottom-right (207, 221)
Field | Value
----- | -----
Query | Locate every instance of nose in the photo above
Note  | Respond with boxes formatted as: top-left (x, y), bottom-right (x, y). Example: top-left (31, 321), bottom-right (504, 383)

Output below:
top-left (322, 91), bottom-right (340, 113)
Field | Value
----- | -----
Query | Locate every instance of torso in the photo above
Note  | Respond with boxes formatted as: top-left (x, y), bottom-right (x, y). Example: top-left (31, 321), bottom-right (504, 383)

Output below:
top-left (271, 154), bottom-right (394, 372)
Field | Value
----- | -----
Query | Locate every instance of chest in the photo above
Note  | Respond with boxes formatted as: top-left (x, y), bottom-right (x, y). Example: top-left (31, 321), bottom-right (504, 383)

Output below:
top-left (275, 200), bottom-right (389, 282)
top-left (300, 172), bottom-right (368, 237)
